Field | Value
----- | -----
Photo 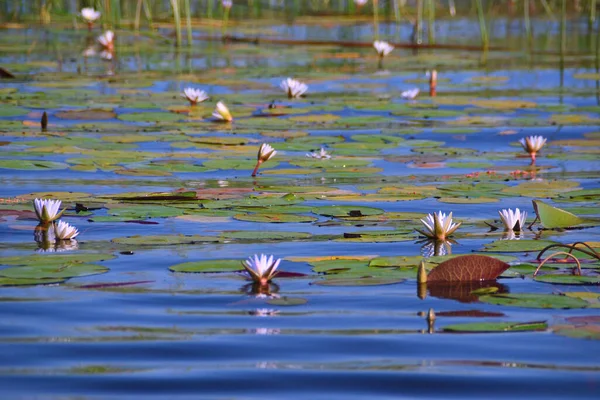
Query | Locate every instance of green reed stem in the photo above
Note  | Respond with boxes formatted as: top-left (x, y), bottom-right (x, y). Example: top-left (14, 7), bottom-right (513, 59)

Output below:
top-left (222, 6), bottom-right (230, 37)
top-left (207, 0), bottom-right (213, 19)
top-left (539, 0), bottom-right (556, 20)
top-left (170, 0), bottom-right (182, 47)
top-left (393, 0), bottom-right (401, 24)
top-left (416, 0), bottom-right (423, 44)
top-left (591, 0), bottom-right (597, 28)
top-left (135, 0), bottom-right (142, 33)
top-left (183, 0), bottom-right (192, 45)
top-left (524, 0), bottom-right (532, 47)
top-left (373, 0), bottom-right (380, 40)
top-left (560, 0), bottom-right (566, 56)
top-left (427, 0), bottom-right (435, 44)
top-left (475, 0), bottom-right (488, 51)
top-left (143, 0), bottom-right (153, 28)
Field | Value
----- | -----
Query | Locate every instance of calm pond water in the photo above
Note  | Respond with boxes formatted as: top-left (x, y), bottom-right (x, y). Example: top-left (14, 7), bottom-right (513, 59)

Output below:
top-left (1, 13), bottom-right (600, 399)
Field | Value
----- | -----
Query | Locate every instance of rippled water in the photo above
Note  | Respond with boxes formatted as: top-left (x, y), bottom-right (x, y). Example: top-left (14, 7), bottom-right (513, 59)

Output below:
top-left (1, 15), bottom-right (600, 399)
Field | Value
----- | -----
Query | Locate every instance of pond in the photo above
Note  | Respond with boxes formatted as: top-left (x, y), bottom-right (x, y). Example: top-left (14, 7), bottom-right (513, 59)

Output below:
top-left (1, 4), bottom-right (600, 399)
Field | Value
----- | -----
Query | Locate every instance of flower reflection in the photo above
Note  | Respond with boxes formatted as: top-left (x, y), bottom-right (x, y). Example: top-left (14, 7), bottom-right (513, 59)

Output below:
top-left (249, 308), bottom-right (279, 317)
top-left (34, 224), bottom-right (79, 252)
top-left (419, 239), bottom-right (454, 258)
top-left (242, 281), bottom-right (280, 298)
top-left (501, 230), bottom-right (524, 241)
top-left (250, 327), bottom-right (281, 335)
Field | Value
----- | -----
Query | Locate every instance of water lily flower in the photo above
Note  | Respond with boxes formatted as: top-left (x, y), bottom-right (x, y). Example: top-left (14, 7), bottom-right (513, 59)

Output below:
top-left (81, 7), bottom-right (100, 30)
top-left (373, 40), bottom-right (394, 58)
top-left (34, 198), bottom-right (65, 224)
top-left (242, 254), bottom-right (281, 285)
top-left (498, 208), bottom-right (527, 232)
top-left (212, 101), bottom-right (233, 122)
top-left (251, 143), bottom-right (277, 176)
top-left (181, 87), bottom-right (209, 106)
top-left (519, 135), bottom-right (547, 162)
top-left (427, 69), bottom-right (437, 97)
top-left (417, 211), bottom-right (461, 240)
top-left (280, 78), bottom-right (308, 98)
top-left (306, 148), bottom-right (331, 159)
top-left (54, 220), bottom-right (80, 240)
top-left (401, 88), bottom-right (420, 100)
top-left (222, 0), bottom-right (233, 8)
top-left (354, 0), bottom-right (369, 6)
top-left (98, 30), bottom-right (115, 54)
top-left (82, 46), bottom-right (97, 57)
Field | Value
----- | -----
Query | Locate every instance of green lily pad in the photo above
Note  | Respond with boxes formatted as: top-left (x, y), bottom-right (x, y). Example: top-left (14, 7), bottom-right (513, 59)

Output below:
top-left (55, 109), bottom-right (116, 120)
top-left (0, 264), bottom-right (108, 279)
top-left (479, 293), bottom-right (588, 309)
top-left (0, 105), bottom-right (28, 117)
top-left (112, 234), bottom-right (220, 246)
top-left (267, 297), bottom-right (308, 306)
top-left (233, 213), bottom-right (317, 223)
top-left (312, 277), bottom-right (405, 286)
top-left (0, 277), bottom-right (65, 287)
top-left (0, 160), bottom-right (69, 170)
top-left (532, 200), bottom-right (585, 229)
top-left (118, 112), bottom-right (182, 123)
top-left (169, 259), bottom-right (243, 273)
top-left (533, 274), bottom-right (600, 285)
top-left (443, 321), bottom-right (547, 333)
top-left (312, 205), bottom-right (384, 218)
top-left (482, 240), bottom-right (558, 253)
top-left (0, 253), bottom-right (116, 266)
top-left (220, 231), bottom-right (311, 241)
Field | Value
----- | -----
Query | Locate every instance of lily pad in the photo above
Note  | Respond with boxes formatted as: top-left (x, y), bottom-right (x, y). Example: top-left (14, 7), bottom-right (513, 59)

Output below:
top-left (312, 277), bottom-right (405, 286)
top-left (169, 259), bottom-right (243, 273)
top-left (112, 234), bottom-right (220, 246)
top-left (0, 160), bottom-right (69, 170)
top-left (479, 293), bottom-right (588, 309)
top-left (0, 264), bottom-right (108, 279)
top-left (482, 240), bottom-right (558, 253)
top-left (0, 277), bottom-right (65, 287)
top-left (532, 200), bottom-right (585, 229)
top-left (533, 274), bottom-right (600, 285)
top-left (312, 205), bottom-right (384, 218)
top-left (442, 320), bottom-right (547, 333)
top-left (233, 213), bottom-right (317, 223)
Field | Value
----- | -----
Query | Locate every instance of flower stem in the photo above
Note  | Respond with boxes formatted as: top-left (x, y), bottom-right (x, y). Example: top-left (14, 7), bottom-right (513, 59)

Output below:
top-left (251, 161), bottom-right (262, 177)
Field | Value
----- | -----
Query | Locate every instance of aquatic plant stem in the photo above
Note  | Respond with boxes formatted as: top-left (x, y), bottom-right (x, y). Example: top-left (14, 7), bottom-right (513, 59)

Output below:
top-left (427, 0), bottom-right (435, 44)
top-left (183, 0), bottom-right (192, 45)
top-left (251, 161), bottom-right (262, 177)
top-left (534, 252), bottom-right (582, 277)
top-left (170, 0), bottom-right (182, 47)
top-left (416, 0), bottom-right (423, 44)
top-left (524, 0), bottom-right (532, 48)
top-left (222, 5), bottom-right (230, 37)
top-left (475, 0), bottom-right (489, 51)
top-left (373, 0), bottom-right (380, 41)
top-left (135, 0), bottom-right (142, 34)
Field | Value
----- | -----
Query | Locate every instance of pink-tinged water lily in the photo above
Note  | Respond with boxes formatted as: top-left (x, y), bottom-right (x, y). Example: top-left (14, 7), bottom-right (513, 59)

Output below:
top-left (181, 87), bottom-right (209, 106)
top-left (306, 148), bottom-right (331, 159)
top-left (212, 101), bottom-right (233, 122)
top-left (280, 78), bottom-right (308, 98)
top-left (242, 254), bottom-right (281, 285)
top-left (354, 0), bottom-right (369, 5)
top-left (519, 135), bottom-right (546, 162)
top-left (417, 211), bottom-right (461, 240)
top-left (221, 0), bottom-right (233, 8)
top-left (252, 143), bottom-right (277, 177)
top-left (97, 30), bottom-right (115, 52)
top-left (373, 40), bottom-right (394, 58)
top-left (54, 220), bottom-right (80, 240)
top-left (81, 7), bottom-right (101, 23)
top-left (34, 198), bottom-right (65, 224)
top-left (498, 208), bottom-right (527, 232)
top-left (401, 88), bottom-right (420, 100)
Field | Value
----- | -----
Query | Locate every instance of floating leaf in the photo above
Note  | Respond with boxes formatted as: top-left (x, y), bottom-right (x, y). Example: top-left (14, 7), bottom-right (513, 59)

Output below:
top-left (0, 277), bottom-right (65, 287)
top-left (533, 274), bottom-right (600, 285)
top-left (312, 205), bottom-right (384, 218)
top-left (0, 253), bottom-right (116, 266)
top-left (0, 160), bottom-right (69, 170)
top-left (169, 259), bottom-right (243, 273)
top-left (479, 293), bottom-right (588, 309)
top-left (312, 277), bottom-right (404, 286)
top-left (55, 109), bottom-right (116, 120)
top-left (0, 264), bottom-right (108, 279)
top-left (443, 321), bottom-right (547, 333)
top-left (267, 297), bottom-right (308, 306)
top-left (532, 200), bottom-right (585, 229)
top-left (427, 255), bottom-right (510, 283)
top-left (112, 234), bottom-right (220, 246)
top-left (482, 240), bottom-right (558, 253)
top-left (233, 213), bottom-right (317, 223)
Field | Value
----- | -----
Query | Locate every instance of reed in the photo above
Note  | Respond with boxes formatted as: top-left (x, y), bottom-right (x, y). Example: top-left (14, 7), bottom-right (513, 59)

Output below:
top-left (183, 0), bottom-right (192, 45)
top-left (416, 0), bottom-right (423, 44)
top-left (427, 0), bottom-right (435, 44)
top-left (373, 0), bottom-right (380, 41)
top-left (560, 0), bottom-right (566, 56)
top-left (170, 0), bottom-right (182, 47)
top-left (591, 0), bottom-right (597, 29)
top-left (475, 0), bottom-right (489, 51)
top-left (524, 0), bottom-right (532, 47)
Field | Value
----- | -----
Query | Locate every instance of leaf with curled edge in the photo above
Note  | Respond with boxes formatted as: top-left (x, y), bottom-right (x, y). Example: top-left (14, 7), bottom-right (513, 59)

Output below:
top-left (427, 255), bottom-right (511, 283)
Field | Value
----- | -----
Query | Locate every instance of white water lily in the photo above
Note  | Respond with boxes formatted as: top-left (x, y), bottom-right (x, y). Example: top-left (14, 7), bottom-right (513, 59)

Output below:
top-left (222, 0), bottom-right (233, 8)
top-left (280, 78), bottom-right (308, 98)
top-left (181, 87), bottom-right (209, 106)
top-left (354, 0), bottom-right (369, 6)
top-left (306, 148), bottom-right (331, 159)
top-left (80, 7), bottom-right (101, 23)
top-left (498, 208), bottom-right (527, 232)
top-left (34, 198), bottom-right (65, 224)
top-left (252, 143), bottom-right (277, 176)
top-left (519, 135), bottom-right (547, 162)
top-left (54, 220), bottom-right (80, 240)
top-left (212, 101), bottom-right (233, 122)
top-left (373, 40), bottom-right (394, 57)
top-left (97, 30), bottom-right (114, 51)
top-left (401, 88), bottom-right (420, 100)
top-left (417, 211), bottom-right (461, 240)
top-left (242, 254), bottom-right (281, 285)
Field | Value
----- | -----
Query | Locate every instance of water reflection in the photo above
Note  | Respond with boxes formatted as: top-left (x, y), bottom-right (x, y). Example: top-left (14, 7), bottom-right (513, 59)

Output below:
top-left (241, 282), bottom-right (281, 298)
top-left (419, 239), bottom-right (454, 258)
top-left (34, 224), bottom-right (79, 253)
top-left (427, 281), bottom-right (508, 303)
